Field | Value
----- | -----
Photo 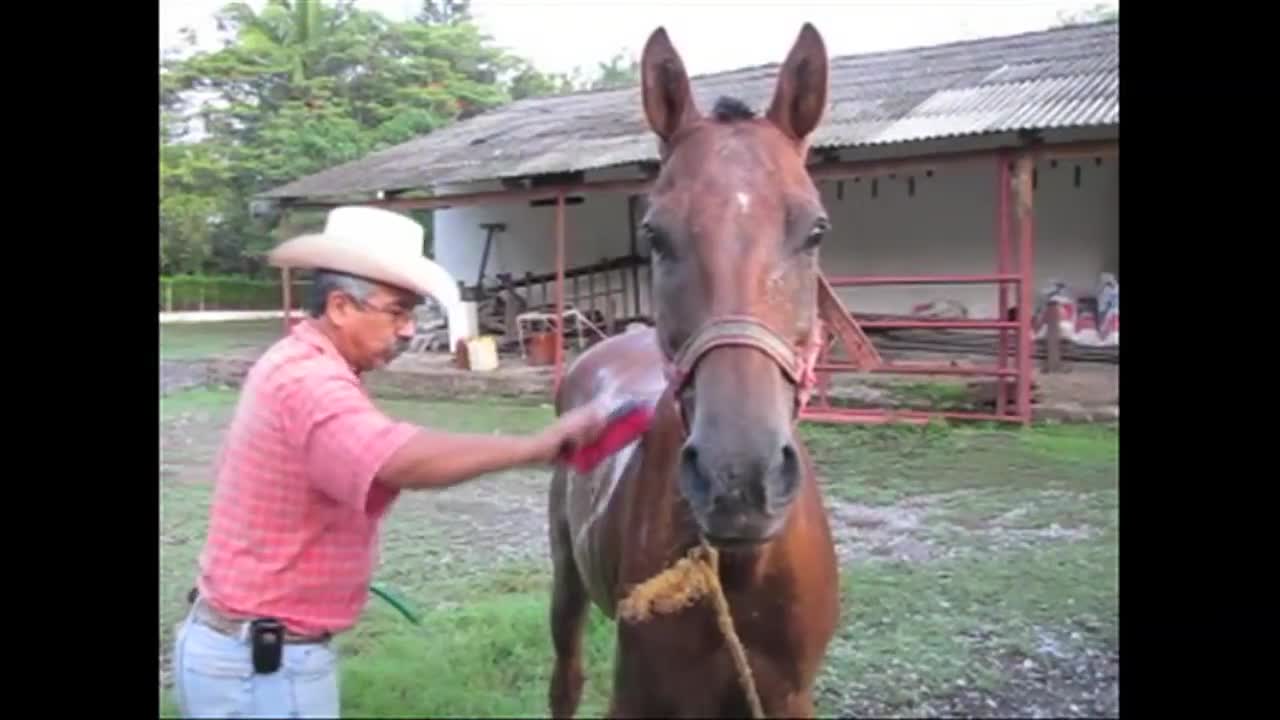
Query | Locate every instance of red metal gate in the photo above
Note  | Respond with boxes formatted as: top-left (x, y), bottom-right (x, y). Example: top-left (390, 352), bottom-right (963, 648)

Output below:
top-left (801, 152), bottom-right (1035, 426)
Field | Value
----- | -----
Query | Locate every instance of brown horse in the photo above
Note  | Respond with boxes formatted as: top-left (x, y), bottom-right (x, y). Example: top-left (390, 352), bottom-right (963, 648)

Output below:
top-left (547, 23), bottom-right (840, 719)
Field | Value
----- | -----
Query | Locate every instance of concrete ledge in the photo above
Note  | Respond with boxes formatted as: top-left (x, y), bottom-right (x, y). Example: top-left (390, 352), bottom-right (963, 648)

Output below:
top-left (160, 310), bottom-right (302, 324)
top-left (201, 355), bottom-right (556, 404)
top-left (187, 355), bottom-right (1117, 424)
top-left (1034, 403), bottom-right (1119, 423)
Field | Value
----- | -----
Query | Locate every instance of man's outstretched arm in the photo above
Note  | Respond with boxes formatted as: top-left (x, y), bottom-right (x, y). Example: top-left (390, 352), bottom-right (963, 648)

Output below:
top-left (376, 401), bottom-right (608, 490)
top-left (283, 372), bottom-right (609, 509)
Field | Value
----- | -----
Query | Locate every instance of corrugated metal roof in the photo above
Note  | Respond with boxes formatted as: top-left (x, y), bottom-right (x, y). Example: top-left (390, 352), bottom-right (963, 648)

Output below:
top-left (260, 20), bottom-right (1118, 200)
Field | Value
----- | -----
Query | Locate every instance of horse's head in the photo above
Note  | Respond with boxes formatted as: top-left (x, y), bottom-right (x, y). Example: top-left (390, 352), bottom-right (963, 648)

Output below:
top-left (640, 24), bottom-right (830, 548)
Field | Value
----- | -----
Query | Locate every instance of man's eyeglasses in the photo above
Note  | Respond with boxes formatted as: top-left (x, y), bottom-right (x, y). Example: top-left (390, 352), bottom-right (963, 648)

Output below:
top-left (345, 294), bottom-right (415, 327)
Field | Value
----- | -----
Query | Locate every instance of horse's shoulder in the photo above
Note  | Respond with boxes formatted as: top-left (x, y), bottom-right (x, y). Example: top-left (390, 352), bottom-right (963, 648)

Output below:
top-left (560, 325), bottom-right (665, 410)
top-left (576, 324), bottom-right (661, 365)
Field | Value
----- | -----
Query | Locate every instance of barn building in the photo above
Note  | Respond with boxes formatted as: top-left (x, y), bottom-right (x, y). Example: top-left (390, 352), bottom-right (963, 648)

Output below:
top-left (260, 19), bottom-right (1119, 424)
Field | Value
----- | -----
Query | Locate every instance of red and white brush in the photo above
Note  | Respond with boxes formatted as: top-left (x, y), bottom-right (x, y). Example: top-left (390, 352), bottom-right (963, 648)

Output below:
top-left (558, 399), bottom-right (656, 473)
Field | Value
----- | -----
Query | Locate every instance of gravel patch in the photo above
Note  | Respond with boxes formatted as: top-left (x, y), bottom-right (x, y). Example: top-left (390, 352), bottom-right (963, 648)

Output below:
top-left (160, 360), bottom-right (210, 395)
top-left (898, 627), bottom-right (1119, 718)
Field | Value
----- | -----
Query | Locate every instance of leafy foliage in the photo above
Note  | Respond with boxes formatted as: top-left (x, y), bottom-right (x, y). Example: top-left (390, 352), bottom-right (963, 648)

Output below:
top-left (1053, 3), bottom-right (1118, 27)
top-left (159, 0), bottom-right (639, 277)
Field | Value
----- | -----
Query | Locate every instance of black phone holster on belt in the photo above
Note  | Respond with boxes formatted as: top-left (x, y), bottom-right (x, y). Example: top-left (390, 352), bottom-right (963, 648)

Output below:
top-left (187, 587), bottom-right (293, 674)
top-left (250, 618), bottom-right (285, 674)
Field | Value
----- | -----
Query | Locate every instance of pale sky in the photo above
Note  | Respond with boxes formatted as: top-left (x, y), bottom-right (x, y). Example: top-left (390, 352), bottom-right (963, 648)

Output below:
top-left (159, 0), bottom-right (1119, 77)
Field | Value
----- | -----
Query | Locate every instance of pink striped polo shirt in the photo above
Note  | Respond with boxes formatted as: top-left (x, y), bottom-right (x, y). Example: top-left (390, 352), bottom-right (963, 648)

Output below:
top-left (194, 320), bottom-right (419, 636)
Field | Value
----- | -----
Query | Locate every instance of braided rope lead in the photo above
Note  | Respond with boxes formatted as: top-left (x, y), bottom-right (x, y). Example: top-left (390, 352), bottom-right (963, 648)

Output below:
top-left (617, 540), bottom-right (766, 719)
top-left (699, 540), bottom-right (766, 719)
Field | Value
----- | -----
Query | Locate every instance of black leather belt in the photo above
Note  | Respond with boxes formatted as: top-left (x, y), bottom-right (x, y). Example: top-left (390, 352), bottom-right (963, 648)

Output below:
top-left (190, 595), bottom-right (331, 645)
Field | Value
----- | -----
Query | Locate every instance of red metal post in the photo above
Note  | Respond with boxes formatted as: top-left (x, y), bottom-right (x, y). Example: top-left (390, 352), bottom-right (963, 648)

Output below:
top-left (1014, 153), bottom-right (1035, 425)
top-left (996, 154), bottom-right (1011, 416)
top-left (553, 191), bottom-right (566, 396)
top-left (790, 147), bottom-right (1056, 428)
top-left (281, 266), bottom-right (292, 336)
top-left (814, 328), bottom-right (831, 410)
top-left (814, 265), bottom-right (1029, 426)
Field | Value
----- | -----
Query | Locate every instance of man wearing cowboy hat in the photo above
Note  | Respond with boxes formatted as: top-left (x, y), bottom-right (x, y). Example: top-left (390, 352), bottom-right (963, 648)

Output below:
top-left (170, 206), bottom-right (612, 718)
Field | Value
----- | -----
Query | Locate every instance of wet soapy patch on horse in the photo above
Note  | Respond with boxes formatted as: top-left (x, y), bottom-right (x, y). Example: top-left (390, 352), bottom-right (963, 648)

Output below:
top-left (573, 369), bottom-right (664, 550)
top-left (574, 439), bottom-right (640, 550)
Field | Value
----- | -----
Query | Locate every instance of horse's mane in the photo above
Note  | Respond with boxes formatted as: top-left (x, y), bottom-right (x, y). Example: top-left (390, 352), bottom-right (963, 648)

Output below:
top-left (711, 96), bottom-right (756, 123)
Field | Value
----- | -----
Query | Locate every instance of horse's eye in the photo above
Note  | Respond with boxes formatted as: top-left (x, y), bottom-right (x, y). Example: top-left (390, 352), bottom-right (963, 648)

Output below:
top-left (643, 222), bottom-right (674, 259)
top-left (803, 217), bottom-right (830, 250)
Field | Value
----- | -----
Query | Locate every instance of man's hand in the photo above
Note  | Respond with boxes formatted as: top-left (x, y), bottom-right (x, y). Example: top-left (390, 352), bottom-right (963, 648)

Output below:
top-left (532, 400), bottom-right (613, 464)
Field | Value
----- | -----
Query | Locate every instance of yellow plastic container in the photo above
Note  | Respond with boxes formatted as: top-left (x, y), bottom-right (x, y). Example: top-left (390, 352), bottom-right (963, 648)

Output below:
top-left (465, 335), bottom-right (499, 372)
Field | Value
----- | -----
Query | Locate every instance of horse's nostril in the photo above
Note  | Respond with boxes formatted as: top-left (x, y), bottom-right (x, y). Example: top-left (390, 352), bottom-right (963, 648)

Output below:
top-left (774, 443), bottom-right (801, 502)
top-left (781, 443), bottom-right (798, 466)
top-left (682, 445), bottom-right (699, 466)
top-left (679, 445), bottom-right (712, 509)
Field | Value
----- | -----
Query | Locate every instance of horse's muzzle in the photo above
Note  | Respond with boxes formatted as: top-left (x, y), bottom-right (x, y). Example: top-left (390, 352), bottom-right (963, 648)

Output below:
top-left (664, 314), bottom-right (815, 546)
top-left (678, 432), bottom-right (802, 545)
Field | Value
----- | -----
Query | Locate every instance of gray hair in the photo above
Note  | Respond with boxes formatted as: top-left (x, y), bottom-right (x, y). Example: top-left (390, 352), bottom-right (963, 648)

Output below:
top-left (306, 269), bottom-right (381, 317)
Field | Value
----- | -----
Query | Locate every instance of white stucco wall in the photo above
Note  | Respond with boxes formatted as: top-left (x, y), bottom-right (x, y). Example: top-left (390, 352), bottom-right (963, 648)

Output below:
top-left (818, 151), bottom-right (1119, 317)
top-left (432, 165), bottom-right (651, 318)
top-left (431, 134), bottom-right (1118, 321)
top-left (432, 166), bottom-right (638, 278)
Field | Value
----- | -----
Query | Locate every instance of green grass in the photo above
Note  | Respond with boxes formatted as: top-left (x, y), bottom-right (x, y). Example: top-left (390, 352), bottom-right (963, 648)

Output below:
top-left (160, 386), bottom-right (239, 416)
top-left (801, 422), bottom-right (1117, 506)
top-left (159, 387), bottom-right (1118, 717)
top-left (338, 582), bottom-right (619, 717)
top-left (819, 531), bottom-right (1117, 712)
top-left (160, 319), bottom-right (283, 360)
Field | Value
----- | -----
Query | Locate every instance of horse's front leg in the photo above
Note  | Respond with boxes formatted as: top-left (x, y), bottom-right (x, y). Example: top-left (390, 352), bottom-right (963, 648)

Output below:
top-left (548, 472), bottom-right (589, 719)
top-left (771, 689), bottom-right (816, 718)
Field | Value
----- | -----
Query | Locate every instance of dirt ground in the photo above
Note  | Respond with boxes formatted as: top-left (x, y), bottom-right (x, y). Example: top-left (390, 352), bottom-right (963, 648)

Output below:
top-left (160, 379), bottom-right (1118, 717)
top-left (820, 492), bottom-right (1118, 717)
top-left (159, 320), bottom-right (1118, 716)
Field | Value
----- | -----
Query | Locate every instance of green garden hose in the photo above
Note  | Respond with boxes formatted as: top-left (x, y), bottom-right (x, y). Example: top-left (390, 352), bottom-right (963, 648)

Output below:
top-left (369, 583), bottom-right (421, 625)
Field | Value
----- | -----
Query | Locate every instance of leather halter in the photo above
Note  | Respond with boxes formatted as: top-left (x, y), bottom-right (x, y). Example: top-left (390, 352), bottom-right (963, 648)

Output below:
top-left (663, 314), bottom-right (823, 433)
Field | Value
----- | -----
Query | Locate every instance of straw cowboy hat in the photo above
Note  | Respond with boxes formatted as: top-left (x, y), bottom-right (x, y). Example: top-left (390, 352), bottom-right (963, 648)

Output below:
top-left (268, 206), bottom-right (461, 312)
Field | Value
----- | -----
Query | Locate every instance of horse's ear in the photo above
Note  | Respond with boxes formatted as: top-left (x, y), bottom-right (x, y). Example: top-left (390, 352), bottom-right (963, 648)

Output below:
top-left (766, 23), bottom-right (829, 144)
top-left (641, 27), bottom-right (700, 145)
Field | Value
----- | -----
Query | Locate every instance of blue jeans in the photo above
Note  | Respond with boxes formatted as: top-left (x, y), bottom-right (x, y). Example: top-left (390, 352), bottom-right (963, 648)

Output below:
top-left (171, 606), bottom-right (341, 718)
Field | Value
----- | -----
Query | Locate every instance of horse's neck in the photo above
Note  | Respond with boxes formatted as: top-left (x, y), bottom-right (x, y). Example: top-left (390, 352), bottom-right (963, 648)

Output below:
top-left (617, 391), bottom-right (700, 578)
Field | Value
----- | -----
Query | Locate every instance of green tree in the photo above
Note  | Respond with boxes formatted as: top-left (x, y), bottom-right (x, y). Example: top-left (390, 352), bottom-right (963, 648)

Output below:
top-left (1054, 3), bottom-right (1118, 27)
top-left (588, 51), bottom-right (639, 91)
top-left (159, 1), bottom-right (655, 277)
top-left (507, 61), bottom-right (577, 100)
top-left (505, 49), bottom-right (638, 100)
top-left (160, 141), bottom-right (234, 274)
top-left (160, 0), bottom-right (524, 275)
